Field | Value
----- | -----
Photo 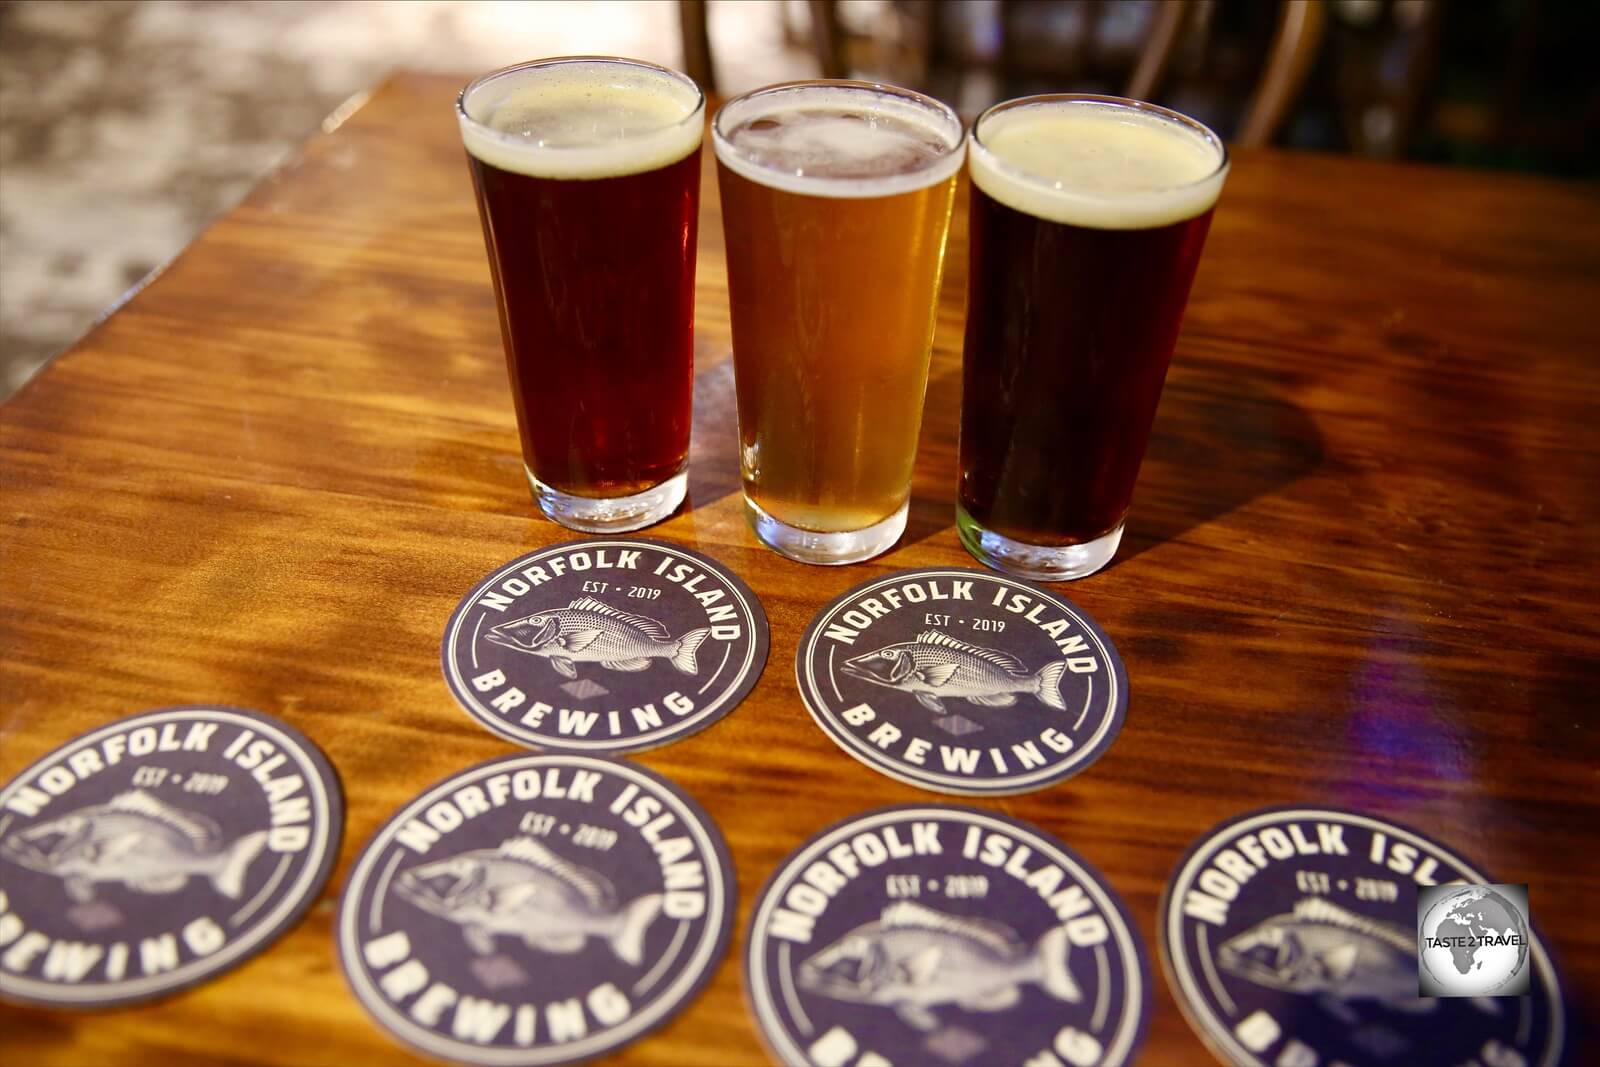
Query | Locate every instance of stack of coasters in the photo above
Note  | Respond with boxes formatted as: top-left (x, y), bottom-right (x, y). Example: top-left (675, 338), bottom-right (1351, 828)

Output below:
top-left (794, 568), bottom-right (1129, 795)
top-left (745, 805), bottom-right (1150, 1067)
top-left (1160, 806), bottom-right (1567, 1067)
top-left (0, 706), bottom-right (343, 1007)
top-left (337, 753), bottom-right (735, 1065)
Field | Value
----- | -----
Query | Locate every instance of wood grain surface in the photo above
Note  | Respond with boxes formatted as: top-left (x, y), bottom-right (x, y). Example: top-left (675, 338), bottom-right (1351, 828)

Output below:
top-left (2, 72), bottom-right (1597, 1065)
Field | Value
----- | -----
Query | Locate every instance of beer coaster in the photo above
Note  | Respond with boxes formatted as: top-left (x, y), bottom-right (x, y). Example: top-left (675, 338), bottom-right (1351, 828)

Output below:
top-left (745, 804), bottom-right (1150, 1067)
top-left (338, 753), bottom-right (735, 1066)
top-left (442, 539), bottom-right (769, 754)
top-left (794, 568), bottom-right (1128, 795)
top-left (0, 705), bottom-right (343, 1008)
top-left (1160, 806), bottom-right (1568, 1067)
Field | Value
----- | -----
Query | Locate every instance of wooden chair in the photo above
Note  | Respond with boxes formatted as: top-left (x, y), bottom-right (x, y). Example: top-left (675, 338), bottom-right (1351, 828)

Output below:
top-left (1126, 1), bottom-right (1190, 102)
top-left (678, 0), bottom-right (715, 94)
top-left (808, 0), bottom-right (848, 82)
top-left (791, 0), bottom-right (1331, 146)
top-left (1237, 1), bottom-right (1328, 146)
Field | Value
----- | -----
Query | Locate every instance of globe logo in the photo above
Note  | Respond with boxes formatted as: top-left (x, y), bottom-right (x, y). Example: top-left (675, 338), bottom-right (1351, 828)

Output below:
top-left (1418, 883), bottom-right (1531, 997)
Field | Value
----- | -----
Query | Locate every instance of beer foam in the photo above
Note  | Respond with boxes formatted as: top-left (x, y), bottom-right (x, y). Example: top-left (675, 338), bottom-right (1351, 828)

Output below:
top-left (970, 100), bottom-right (1226, 230)
top-left (713, 85), bottom-right (964, 199)
top-left (459, 60), bottom-right (703, 180)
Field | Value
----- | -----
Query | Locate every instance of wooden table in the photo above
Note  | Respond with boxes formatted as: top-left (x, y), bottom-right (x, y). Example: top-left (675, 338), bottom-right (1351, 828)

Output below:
top-left (2, 73), bottom-right (1596, 1065)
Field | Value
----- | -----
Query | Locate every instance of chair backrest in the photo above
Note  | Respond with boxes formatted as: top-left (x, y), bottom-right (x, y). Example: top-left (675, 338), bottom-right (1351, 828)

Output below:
top-left (768, 0), bottom-right (1332, 145)
top-left (678, 0), bottom-right (716, 94)
top-left (1237, 0), bottom-right (1328, 146)
top-left (1126, 2), bottom-right (1190, 103)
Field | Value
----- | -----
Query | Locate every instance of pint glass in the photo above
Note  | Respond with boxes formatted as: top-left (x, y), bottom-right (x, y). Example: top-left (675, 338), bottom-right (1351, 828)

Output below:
top-left (458, 58), bottom-right (704, 531)
top-left (958, 95), bottom-right (1228, 580)
top-left (713, 81), bottom-right (964, 564)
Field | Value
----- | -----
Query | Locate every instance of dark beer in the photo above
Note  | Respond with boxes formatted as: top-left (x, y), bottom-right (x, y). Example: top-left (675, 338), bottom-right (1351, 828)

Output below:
top-left (713, 82), bottom-right (963, 564)
top-left (458, 58), bottom-right (703, 531)
top-left (958, 96), bottom-right (1227, 579)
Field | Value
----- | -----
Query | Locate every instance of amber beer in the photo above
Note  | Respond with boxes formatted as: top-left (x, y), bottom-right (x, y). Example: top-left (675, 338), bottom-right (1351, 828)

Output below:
top-left (458, 58), bottom-right (703, 531)
top-left (713, 82), bottom-right (963, 564)
top-left (959, 95), bottom-right (1228, 580)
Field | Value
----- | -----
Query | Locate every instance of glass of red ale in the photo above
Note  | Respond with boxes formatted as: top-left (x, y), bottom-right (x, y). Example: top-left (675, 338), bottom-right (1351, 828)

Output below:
top-left (958, 95), bottom-right (1228, 580)
top-left (458, 58), bottom-right (704, 531)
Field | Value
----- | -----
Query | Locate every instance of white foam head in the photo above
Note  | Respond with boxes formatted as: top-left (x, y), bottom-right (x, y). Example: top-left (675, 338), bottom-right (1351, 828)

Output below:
top-left (458, 57), bottom-right (704, 180)
top-left (969, 96), bottom-right (1227, 230)
top-left (712, 82), bottom-right (965, 199)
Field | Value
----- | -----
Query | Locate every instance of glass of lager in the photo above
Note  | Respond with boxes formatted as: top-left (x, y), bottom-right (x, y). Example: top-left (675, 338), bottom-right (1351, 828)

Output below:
top-left (713, 81), bottom-right (964, 564)
top-left (458, 58), bottom-right (704, 532)
top-left (958, 95), bottom-right (1228, 580)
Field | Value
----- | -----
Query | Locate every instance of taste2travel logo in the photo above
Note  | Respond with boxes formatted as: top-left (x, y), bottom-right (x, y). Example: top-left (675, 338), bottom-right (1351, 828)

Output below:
top-left (1418, 883), bottom-right (1532, 998)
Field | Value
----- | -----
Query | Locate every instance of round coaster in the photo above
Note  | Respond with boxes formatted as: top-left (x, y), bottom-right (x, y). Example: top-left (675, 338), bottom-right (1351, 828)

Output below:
top-left (794, 568), bottom-right (1128, 795)
top-left (1160, 806), bottom-right (1567, 1067)
top-left (0, 705), bottom-right (343, 1008)
top-left (338, 753), bottom-right (735, 1066)
top-left (442, 539), bottom-right (769, 753)
top-left (746, 804), bottom-right (1150, 1067)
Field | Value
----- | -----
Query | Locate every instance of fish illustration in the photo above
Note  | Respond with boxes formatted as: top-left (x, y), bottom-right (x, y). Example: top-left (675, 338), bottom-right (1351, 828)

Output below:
top-left (797, 901), bottom-right (1081, 1031)
top-left (394, 836), bottom-right (662, 965)
top-left (484, 596), bottom-right (710, 679)
top-left (1218, 896), bottom-right (1435, 1013)
top-left (840, 630), bottom-right (1067, 714)
top-left (0, 790), bottom-right (269, 903)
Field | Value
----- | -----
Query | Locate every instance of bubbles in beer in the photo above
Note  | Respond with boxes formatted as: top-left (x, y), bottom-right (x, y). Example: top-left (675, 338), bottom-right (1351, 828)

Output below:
top-left (970, 100), bottom-right (1226, 230)
top-left (984, 105), bottom-right (1218, 192)
top-left (725, 108), bottom-right (952, 180)
top-left (484, 92), bottom-right (692, 148)
top-left (459, 60), bottom-right (702, 180)
top-left (713, 84), bottom-right (964, 198)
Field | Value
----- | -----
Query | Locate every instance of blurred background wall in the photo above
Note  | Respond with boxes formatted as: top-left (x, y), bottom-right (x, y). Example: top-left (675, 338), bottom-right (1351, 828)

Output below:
top-left (1, 0), bottom-right (1595, 401)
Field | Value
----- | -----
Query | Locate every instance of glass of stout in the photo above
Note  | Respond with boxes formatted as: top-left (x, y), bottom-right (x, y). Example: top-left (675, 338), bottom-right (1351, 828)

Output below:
top-left (458, 58), bottom-right (704, 531)
top-left (958, 95), bottom-right (1228, 580)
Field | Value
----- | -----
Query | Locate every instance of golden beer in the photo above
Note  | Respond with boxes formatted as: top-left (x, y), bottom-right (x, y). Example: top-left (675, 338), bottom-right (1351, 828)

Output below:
top-left (713, 82), bottom-right (963, 564)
